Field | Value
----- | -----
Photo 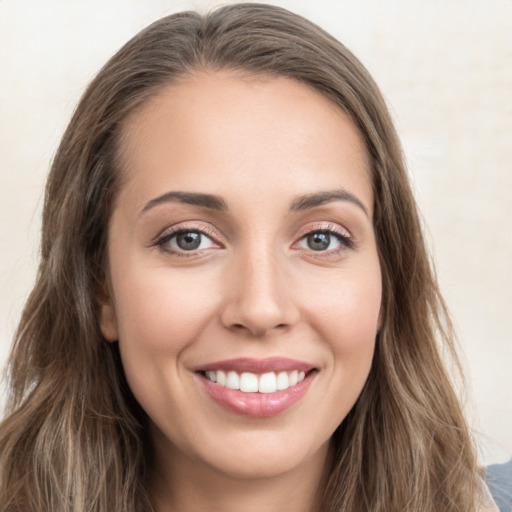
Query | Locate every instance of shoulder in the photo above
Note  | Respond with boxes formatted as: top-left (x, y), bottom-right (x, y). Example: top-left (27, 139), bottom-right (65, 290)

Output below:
top-left (485, 459), bottom-right (512, 512)
top-left (479, 482), bottom-right (500, 511)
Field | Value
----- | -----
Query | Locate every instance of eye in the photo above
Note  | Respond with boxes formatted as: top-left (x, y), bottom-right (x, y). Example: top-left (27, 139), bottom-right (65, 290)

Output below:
top-left (301, 231), bottom-right (339, 251)
top-left (156, 229), bottom-right (219, 254)
top-left (296, 227), bottom-right (354, 254)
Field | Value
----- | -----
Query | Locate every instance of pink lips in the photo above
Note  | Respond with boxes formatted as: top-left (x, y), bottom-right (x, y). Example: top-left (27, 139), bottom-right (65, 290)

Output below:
top-left (195, 358), bottom-right (316, 417)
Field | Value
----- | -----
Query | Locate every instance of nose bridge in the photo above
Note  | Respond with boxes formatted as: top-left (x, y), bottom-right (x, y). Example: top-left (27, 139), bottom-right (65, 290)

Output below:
top-left (221, 237), bottom-right (297, 336)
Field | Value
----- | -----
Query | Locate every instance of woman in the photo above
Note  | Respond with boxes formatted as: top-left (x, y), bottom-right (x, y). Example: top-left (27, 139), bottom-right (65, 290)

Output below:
top-left (0, 3), bottom-right (497, 511)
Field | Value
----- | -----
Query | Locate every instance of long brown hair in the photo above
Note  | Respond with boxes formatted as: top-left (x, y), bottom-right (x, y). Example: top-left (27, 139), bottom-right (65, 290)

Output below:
top-left (0, 4), bottom-right (478, 511)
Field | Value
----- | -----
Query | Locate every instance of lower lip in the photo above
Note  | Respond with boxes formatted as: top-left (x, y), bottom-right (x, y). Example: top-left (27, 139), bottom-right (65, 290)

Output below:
top-left (198, 371), bottom-right (316, 417)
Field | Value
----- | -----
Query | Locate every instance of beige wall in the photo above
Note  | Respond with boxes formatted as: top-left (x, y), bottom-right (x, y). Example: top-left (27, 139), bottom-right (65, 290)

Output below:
top-left (1, 0), bottom-right (510, 464)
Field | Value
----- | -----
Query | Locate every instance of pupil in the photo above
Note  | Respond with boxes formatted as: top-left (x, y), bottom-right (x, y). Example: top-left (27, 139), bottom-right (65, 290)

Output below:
top-left (307, 232), bottom-right (330, 251)
top-left (176, 232), bottom-right (201, 250)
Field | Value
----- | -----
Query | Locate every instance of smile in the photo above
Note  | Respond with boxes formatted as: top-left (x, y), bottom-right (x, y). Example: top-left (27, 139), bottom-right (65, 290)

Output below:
top-left (196, 358), bottom-right (317, 417)
top-left (203, 370), bottom-right (306, 393)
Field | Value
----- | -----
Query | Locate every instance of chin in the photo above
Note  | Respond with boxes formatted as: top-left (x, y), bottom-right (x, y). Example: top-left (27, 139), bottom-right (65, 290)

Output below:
top-left (192, 430), bottom-right (330, 481)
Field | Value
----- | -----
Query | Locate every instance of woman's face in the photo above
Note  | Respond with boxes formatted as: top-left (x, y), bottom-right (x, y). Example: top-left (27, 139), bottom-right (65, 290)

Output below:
top-left (99, 71), bottom-right (382, 480)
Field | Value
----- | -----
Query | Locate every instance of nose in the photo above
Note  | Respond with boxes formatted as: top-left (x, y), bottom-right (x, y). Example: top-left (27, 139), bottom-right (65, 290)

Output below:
top-left (220, 247), bottom-right (300, 337)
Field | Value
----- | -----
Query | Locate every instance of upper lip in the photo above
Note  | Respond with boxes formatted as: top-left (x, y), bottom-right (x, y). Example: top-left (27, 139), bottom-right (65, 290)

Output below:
top-left (196, 357), bottom-right (315, 374)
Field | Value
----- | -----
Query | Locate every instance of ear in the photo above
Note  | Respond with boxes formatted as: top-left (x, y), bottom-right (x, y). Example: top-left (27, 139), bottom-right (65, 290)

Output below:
top-left (97, 277), bottom-right (118, 342)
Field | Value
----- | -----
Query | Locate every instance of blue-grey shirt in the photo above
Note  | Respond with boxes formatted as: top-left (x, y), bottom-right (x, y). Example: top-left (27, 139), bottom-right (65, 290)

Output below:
top-left (486, 459), bottom-right (512, 512)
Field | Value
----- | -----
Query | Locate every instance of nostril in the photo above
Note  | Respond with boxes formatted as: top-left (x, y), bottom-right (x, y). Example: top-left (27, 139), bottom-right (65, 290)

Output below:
top-left (227, 321), bottom-right (289, 337)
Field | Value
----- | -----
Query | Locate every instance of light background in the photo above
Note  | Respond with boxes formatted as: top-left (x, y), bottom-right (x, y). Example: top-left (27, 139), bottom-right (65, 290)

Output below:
top-left (0, 0), bottom-right (511, 464)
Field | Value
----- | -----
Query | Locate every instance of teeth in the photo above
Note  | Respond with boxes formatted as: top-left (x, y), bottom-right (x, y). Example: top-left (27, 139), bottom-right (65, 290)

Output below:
top-left (226, 371), bottom-right (240, 390)
top-left (276, 371), bottom-right (289, 390)
top-left (204, 369), bottom-right (309, 393)
top-left (240, 372), bottom-right (259, 392)
top-left (216, 370), bottom-right (226, 386)
top-left (259, 372), bottom-right (277, 393)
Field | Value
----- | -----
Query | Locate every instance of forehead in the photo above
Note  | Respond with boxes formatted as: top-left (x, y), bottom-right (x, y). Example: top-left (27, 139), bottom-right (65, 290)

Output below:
top-left (116, 70), bottom-right (373, 214)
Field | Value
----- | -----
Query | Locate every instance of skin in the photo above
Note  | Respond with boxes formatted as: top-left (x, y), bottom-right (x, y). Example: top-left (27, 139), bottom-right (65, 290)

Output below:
top-left (99, 71), bottom-right (382, 512)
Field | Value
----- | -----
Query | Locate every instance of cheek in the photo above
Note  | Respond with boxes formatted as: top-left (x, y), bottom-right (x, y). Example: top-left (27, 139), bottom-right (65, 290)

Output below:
top-left (110, 266), bottom-right (223, 419)
top-left (112, 264), bottom-right (221, 354)
top-left (305, 266), bottom-right (382, 349)
top-left (304, 261), bottom-right (381, 416)
top-left (312, 275), bottom-right (380, 427)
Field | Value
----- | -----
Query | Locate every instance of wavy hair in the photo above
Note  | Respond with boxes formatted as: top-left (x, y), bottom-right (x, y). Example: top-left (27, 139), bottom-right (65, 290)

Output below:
top-left (0, 3), bottom-right (478, 511)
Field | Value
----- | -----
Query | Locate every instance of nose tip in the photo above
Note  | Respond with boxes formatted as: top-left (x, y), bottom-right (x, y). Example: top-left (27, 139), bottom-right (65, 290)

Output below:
top-left (223, 301), bottom-right (290, 337)
top-left (220, 255), bottom-right (299, 337)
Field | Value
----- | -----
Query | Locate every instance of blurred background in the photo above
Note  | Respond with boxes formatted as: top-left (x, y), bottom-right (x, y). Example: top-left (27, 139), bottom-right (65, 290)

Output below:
top-left (1, 0), bottom-right (511, 464)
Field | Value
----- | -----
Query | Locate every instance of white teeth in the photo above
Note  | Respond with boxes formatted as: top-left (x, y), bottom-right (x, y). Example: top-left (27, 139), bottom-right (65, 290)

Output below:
top-left (276, 371), bottom-right (289, 390)
top-left (240, 372), bottom-right (259, 392)
top-left (216, 370), bottom-right (226, 386)
top-left (225, 371), bottom-right (240, 390)
top-left (205, 369), bottom-right (309, 393)
top-left (259, 372), bottom-right (277, 393)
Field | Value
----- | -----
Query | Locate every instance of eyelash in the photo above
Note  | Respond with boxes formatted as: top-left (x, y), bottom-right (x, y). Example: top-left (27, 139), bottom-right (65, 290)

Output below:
top-left (294, 224), bottom-right (354, 258)
top-left (153, 223), bottom-right (354, 257)
top-left (154, 224), bottom-right (222, 258)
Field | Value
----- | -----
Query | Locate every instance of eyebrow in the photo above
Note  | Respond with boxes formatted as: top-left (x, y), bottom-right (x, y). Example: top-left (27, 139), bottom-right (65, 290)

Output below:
top-left (140, 188), bottom-right (368, 217)
top-left (290, 189), bottom-right (369, 217)
top-left (140, 191), bottom-right (228, 216)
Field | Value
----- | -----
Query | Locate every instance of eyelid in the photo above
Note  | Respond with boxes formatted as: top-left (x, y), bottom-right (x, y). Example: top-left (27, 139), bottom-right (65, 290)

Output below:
top-left (292, 222), bottom-right (355, 253)
top-left (296, 222), bottom-right (352, 240)
top-left (152, 222), bottom-right (225, 255)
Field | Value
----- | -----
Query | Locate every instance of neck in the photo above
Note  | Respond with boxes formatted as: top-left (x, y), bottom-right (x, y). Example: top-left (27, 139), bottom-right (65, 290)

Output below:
top-left (148, 432), bottom-right (331, 512)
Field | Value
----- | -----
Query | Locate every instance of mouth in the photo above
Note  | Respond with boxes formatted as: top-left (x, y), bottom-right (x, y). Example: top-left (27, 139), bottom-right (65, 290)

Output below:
top-left (199, 368), bottom-right (312, 393)
top-left (195, 358), bottom-right (318, 417)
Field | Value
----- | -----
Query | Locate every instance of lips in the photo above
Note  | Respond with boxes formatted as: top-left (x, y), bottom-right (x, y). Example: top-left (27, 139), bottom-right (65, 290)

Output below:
top-left (198, 357), bottom-right (314, 374)
top-left (195, 358), bottom-right (317, 417)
